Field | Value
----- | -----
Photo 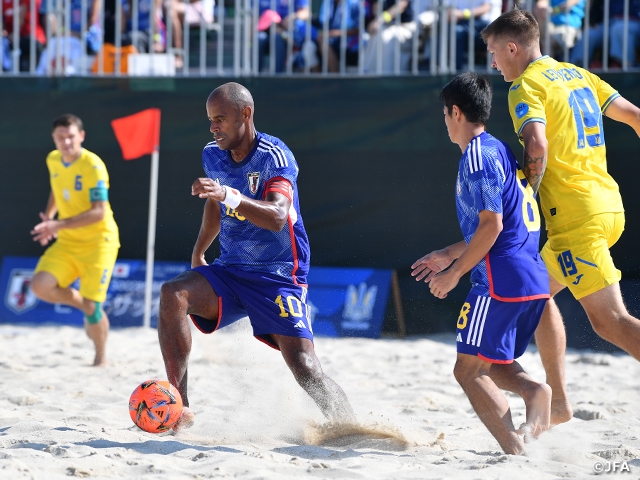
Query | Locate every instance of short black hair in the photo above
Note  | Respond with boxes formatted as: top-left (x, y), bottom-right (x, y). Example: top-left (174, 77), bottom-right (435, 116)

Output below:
top-left (52, 113), bottom-right (84, 132)
top-left (439, 72), bottom-right (492, 125)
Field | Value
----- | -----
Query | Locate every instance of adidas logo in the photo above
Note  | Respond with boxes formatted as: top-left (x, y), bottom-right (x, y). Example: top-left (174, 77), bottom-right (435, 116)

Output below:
top-left (456, 333), bottom-right (462, 342)
top-left (294, 320), bottom-right (306, 329)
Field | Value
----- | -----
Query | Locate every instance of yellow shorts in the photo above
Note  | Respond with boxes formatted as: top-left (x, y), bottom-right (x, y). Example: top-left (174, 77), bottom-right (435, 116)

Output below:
top-left (541, 212), bottom-right (625, 300)
top-left (34, 241), bottom-right (119, 303)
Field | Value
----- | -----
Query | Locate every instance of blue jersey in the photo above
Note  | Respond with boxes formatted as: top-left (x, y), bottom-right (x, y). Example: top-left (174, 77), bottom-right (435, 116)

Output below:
top-left (201, 132), bottom-right (310, 286)
top-left (455, 132), bottom-right (549, 301)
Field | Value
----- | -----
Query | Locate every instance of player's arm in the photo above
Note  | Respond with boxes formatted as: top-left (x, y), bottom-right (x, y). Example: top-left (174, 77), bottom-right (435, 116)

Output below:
top-left (429, 210), bottom-right (503, 299)
top-left (42, 191), bottom-right (58, 219)
top-left (521, 121), bottom-right (548, 195)
top-left (604, 96), bottom-right (640, 137)
top-left (191, 177), bottom-right (290, 232)
top-left (31, 201), bottom-right (106, 245)
top-left (192, 198), bottom-right (221, 268)
top-left (411, 241), bottom-right (466, 283)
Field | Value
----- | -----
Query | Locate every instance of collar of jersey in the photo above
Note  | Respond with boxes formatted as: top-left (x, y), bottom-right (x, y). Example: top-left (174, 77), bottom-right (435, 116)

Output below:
top-left (60, 148), bottom-right (83, 167)
top-left (224, 132), bottom-right (262, 168)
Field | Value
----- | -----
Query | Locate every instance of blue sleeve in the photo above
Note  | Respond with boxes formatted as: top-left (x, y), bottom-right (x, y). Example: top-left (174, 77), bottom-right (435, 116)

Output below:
top-left (467, 152), bottom-right (505, 215)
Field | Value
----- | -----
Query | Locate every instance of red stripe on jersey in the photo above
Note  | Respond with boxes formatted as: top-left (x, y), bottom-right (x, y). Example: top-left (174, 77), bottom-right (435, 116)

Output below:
top-left (486, 255), bottom-right (550, 302)
top-left (188, 296), bottom-right (223, 334)
top-left (263, 176), bottom-right (293, 201)
top-left (478, 353), bottom-right (514, 364)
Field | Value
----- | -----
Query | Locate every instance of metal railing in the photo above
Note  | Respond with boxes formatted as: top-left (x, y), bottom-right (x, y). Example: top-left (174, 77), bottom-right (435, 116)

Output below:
top-left (1, 0), bottom-right (638, 77)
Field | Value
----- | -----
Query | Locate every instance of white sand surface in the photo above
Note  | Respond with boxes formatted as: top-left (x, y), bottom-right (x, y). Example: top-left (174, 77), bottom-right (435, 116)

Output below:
top-left (1, 320), bottom-right (640, 479)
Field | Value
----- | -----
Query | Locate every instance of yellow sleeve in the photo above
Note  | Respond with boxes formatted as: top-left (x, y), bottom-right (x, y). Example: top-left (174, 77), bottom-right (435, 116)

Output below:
top-left (84, 154), bottom-right (111, 202)
top-left (591, 72), bottom-right (620, 112)
top-left (508, 78), bottom-right (547, 139)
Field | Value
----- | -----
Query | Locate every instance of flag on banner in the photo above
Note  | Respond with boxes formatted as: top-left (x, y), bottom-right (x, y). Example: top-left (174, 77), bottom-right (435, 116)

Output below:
top-left (111, 108), bottom-right (161, 160)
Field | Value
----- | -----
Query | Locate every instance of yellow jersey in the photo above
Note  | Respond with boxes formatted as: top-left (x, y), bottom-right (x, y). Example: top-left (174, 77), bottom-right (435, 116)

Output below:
top-left (46, 148), bottom-right (120, 247)
top-left (508, 55), bottom-right (624, 230)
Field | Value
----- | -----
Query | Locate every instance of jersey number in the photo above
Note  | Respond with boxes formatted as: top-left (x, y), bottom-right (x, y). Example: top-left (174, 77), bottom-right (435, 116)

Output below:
top-left (568, 87), bottom-right (605, 149)
top-left (275, 295), bottom-right (303, 318)
top-left (74, 175), bottom-right (82, 191)
top-left (516, 170), bottom-right (541, 232)
top-left (225, 205), bottom-right (245, 221)
top-left (557, 250), bottom-right (578, 277)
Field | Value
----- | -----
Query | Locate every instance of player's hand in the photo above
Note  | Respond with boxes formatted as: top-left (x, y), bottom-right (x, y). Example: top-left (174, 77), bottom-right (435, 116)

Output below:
top-left (31, 212), bottom-right (59, 246)
top-left (428, 269), bottom-right (460, 299)
top-left (411, 248), bottom-right (454, 282)
top-left (191, 253), bottom-right (208, 268)
top-left (191, 178), bottom-right (226, 201)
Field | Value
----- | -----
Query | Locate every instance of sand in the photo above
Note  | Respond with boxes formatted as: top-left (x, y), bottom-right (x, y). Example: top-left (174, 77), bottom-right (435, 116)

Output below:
top-left (1, 319), bottom-right (640, 479)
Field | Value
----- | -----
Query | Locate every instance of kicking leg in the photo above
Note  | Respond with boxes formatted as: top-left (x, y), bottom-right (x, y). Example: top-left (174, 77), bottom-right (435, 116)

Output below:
top-left (489, 361), bottom-right (551, 440)
top-left (158, 271), bottom-right (219, 429)
top-left (580, 282), bottom-right (640, 361)
top-left (274, 334), bottom-right (356, 425)
top-left (534, 277), bottom-right (573, 425)
top-left (454, 353), bottom-right (524, 455)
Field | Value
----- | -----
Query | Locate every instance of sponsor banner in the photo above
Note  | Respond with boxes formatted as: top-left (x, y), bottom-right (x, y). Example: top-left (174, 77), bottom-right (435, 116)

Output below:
top-left (307, 267), bottom-right (393, 339)
top-left (0, 256), bottom-right (189, 328)
top-left (0, 257), bottom-right (393, 338)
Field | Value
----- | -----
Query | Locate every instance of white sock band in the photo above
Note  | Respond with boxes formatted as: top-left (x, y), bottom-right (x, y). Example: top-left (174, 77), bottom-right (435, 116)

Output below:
top-left (222, 186), bottom-right (242, 209)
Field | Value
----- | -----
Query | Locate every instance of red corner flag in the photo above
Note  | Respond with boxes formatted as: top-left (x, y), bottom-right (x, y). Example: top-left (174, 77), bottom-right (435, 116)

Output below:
top-left (111, 108), bottom-right (161, 160)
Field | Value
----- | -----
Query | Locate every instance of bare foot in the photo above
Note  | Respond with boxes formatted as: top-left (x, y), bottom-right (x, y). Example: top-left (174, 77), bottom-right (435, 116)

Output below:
top-left (550, 397), bottom-right (573, 426)
top-left (92, 357), bottom-right (108, 367)
top-left (518, 383), bottom-right (552, 442)
top-left (172, 407), bottom-right (195, 433)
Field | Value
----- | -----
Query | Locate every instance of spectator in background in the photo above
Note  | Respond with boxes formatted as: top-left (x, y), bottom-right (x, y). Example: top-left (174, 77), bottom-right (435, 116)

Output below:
top-left (165, 0), bottom-right (215, 68)
top-left (450, 0), bottom-right (501, 71)
top-left (126, 0), bottom-right (164, 53)
top-left (311, 0), bottom-right (363, 72)
top-left (2, 0), bottom-right (47, 71)
top-left (570, 0), bottom-right (640, 68)
top-left (257, 0), bottom-right (309, 73)
top-left (534, 0), bottom-right (585, 61)
top-left (91, 0), bottom-right (137, 73)
top-left (363, 0), bottom-right (415, 73)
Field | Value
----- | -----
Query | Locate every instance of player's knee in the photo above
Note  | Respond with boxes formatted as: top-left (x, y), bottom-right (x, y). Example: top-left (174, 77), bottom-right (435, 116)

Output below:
top-left (589, 312), bottom-right (623, 341)
top-left (160, 279), bottom-right (189, 309)
top-left (453, 358), bottom-right (478, 387)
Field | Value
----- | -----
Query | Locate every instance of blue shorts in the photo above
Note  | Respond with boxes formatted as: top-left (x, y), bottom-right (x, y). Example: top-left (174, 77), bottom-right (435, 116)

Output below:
top-left (456, 292), bottom-right (546, 363)
top-left (190, 263), bottom-right (313, 350)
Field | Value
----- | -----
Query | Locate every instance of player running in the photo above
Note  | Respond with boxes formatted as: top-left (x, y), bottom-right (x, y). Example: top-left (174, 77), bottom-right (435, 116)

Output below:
top-left (411, 72), bottom-right (551, 455)
top-left (158, 82), bottom-right (356, 430)
top-left (30, 114), bottom-right (120, 366)
top-left (481, 8), bottom-right (640, 425)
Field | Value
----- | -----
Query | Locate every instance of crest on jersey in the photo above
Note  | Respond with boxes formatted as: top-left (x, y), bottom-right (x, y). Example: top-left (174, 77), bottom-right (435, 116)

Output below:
top-left (5, 269), bottom-right (38, 314)
top-left (247, 172), bottom-right (260, 195)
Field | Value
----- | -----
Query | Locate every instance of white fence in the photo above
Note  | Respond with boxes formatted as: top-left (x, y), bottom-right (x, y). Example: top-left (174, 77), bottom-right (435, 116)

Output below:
top-left (1, 0), bottom-right (638, 77)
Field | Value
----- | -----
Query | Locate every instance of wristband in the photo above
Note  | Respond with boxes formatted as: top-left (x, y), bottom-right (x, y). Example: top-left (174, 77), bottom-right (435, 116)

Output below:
top-left (222, 185), bottom-right (242, 209)
top-left (382, 11), bottom-right (392, 23)
top-left (462, 8), bottom-right (471, 19)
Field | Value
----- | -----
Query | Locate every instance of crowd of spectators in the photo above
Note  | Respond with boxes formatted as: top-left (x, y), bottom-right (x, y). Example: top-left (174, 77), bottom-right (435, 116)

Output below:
top-left (2, 0), bottom-right (639, 74)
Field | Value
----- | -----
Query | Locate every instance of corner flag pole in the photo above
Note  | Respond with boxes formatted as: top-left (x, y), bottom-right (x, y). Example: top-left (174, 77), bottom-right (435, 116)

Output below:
top-left (143, 148), bottom-right (159, 329)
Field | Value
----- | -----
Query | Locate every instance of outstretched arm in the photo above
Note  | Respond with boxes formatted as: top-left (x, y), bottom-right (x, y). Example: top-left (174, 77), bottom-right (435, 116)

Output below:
top-left (604, 96), bottom-right (640, 137)
top-left (429, 210), bottom-right (503, 299)
top-left (521, 121), bottom-right (548, 196)
top-left (411, 241), bottom-right (466, 282)
top-left (31, 199), bottom-right (105, 246)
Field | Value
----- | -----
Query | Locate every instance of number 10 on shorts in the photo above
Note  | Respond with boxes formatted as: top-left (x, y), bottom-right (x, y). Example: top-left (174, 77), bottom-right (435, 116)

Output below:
top-left (275, 295), bottom-right (304, 318)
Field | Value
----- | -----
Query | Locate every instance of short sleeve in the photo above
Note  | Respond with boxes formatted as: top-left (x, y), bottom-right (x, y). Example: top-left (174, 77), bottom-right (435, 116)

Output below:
top-left (508, 78), bottom-right (547, 139)
top-left (86, 159), bottom-right (110, 202)
top-left (591, 72), bottom-right (620, 112)
top-left (465, 150), bottom-right (505, 215)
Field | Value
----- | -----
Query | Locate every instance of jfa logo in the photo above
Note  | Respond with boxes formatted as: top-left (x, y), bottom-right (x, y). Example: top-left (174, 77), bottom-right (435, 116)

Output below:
top-left (5, 269), bottom-right (38, 314)
top-left (112, 263), bottom-right (131, 278)
top-left (247, 172), bottom-right (260, 195)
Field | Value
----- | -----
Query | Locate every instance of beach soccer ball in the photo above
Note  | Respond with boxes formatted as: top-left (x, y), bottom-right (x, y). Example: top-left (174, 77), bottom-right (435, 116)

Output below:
top-left (129, 380), bottom-right (183, 433)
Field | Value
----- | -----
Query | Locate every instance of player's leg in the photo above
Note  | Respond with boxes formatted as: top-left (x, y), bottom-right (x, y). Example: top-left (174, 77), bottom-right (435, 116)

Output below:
top-left (579, 282), bottom-right (640, 360)
top-left (532, 277), bottom-right (573, 425)
top-left (453, 353), bottom-right (524, 455)
top-left (488, 361), bottom-right (551, 440)
top-left (272, 334), bottom-right (357, 425)
top-left (158, 270), bottom-right (220, 408)
top-left (82, 297), bottom-right (110, 366)
top-left (30, 270), bottom-right (85, 309)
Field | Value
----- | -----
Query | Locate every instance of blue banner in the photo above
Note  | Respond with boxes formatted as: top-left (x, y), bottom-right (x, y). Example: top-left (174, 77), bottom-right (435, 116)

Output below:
top-left (1, 257), bottom-right (393, 338)
top-left (307, 267), bottom-right (393, 339)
